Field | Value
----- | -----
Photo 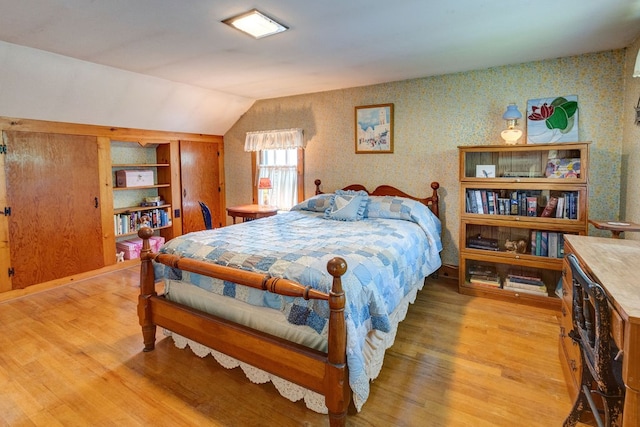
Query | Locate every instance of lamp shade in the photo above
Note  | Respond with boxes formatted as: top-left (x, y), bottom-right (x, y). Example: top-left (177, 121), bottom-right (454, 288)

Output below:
top-left (502, 103), bottom-right (522, 120)
top-left (258, 177), bottom-right (272, 190)
top-left (634, 47), bottom-right (640, 78)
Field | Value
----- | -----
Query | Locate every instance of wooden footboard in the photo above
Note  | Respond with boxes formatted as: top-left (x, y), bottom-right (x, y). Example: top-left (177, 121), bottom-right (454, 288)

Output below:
top-left (137, 227), bottom-right (350, 426)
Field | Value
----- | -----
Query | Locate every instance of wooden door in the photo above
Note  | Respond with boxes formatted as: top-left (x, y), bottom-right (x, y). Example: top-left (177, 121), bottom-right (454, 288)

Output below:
top-left (4, 131), bottom-right (104, 289)
top-left (179, 140), bottom-right (221, 233)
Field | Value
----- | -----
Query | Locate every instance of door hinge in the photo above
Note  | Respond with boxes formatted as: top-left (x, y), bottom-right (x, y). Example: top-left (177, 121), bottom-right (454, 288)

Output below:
top-left (0, 144), bottom-right (6, 154)
top-left (8, 267), bottom-right (14, 277)
top-left (1, 207), bottom-right (11, 216)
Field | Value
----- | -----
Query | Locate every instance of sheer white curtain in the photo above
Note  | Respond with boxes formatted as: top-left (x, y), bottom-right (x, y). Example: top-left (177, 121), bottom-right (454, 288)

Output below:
top-left (258, 150), bottom-right (298, 209)
top-left (245, 129), bottom-right (304, 210)
top-left (244, 128), bottom-right (304, 151)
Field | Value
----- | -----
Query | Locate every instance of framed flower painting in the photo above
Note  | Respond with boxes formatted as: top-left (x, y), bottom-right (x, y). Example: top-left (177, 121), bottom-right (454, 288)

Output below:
top-left (526, 95), bottom-right (578, 143)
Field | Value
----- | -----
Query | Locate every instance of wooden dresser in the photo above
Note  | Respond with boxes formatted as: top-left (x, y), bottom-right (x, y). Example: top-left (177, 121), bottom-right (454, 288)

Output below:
top-left (559, 235), bottom-right (640, 426)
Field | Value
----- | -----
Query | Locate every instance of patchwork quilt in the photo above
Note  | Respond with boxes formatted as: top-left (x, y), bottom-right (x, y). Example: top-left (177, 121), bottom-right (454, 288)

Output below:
top-left (157, 197), bottom-right (442, 408)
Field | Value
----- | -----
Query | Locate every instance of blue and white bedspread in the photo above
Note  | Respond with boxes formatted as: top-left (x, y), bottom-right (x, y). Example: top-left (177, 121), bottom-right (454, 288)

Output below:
top-left (157, 196), bottom-right (442, 409)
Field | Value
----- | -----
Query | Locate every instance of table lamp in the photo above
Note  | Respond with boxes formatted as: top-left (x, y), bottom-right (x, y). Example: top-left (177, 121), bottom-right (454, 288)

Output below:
top-left (501, 103), bottom-right (523, 145)
top-left (258, 177), bottom-right (272, 206)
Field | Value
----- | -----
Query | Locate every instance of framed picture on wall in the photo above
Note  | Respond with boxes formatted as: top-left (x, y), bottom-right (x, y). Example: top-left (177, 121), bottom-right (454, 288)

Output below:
top-left (526, 95), bottom-right (578, 143)
top-left (355, 103), bottom-right (394, 154)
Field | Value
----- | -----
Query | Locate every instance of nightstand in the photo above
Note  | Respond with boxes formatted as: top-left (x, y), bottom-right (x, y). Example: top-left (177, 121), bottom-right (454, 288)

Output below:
top-left (226, 204), bottom-right (278, 224)
top-left (589, 219), bottom-right (640, 238)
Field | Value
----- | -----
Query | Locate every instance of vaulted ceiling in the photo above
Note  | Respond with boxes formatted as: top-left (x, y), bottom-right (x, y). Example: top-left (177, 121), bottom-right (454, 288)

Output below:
top-left (1, 0), bottom-right (639, 131)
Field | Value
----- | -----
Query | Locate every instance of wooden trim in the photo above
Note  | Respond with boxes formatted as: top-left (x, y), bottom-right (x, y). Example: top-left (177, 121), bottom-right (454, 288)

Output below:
top-left (314, 179), bottom-right (441, 218)
top-left (0, 115), bottom-right (223, 293)
top-left (251, 148), bottom-right (305, 205)
top-left (0, 260), bottom-right (139, 303)
top-left (251, 153), bottom-right (258, 204)
top-left (297, 148), bottom-right (305, 202)
top-left (0, 116), bottom-right (221, 142)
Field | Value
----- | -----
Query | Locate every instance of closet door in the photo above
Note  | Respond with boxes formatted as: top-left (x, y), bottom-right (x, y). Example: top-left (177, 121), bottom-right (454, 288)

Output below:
top-left (4, 131), bottom-right (104, 289)
top-left (179, 140), bottom-right (222, 233)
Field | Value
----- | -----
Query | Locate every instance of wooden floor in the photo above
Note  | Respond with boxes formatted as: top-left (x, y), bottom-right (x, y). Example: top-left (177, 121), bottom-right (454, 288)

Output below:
top-left (0, 268), bottom-right (578, 426)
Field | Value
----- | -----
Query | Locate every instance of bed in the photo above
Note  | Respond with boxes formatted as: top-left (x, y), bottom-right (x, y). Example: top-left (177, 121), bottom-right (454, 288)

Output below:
top-left (137, 180), bottom-right (442, 426)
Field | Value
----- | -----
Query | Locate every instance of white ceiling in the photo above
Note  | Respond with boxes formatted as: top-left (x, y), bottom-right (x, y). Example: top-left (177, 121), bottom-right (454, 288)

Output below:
top-left (1, 0), bottom-right (639, 101)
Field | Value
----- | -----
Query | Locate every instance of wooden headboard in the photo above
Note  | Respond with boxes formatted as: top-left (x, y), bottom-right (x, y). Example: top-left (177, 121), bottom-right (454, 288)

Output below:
top-left (314, 179), bottom-right (440, 218)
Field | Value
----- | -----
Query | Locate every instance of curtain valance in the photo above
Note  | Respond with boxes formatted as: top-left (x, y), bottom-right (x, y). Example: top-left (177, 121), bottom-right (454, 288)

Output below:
top-left (244, 128), bottom-right (304, 151)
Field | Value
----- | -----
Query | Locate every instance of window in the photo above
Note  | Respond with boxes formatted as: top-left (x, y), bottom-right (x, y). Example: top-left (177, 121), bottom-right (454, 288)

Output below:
top-left (253, 148), bottom-right (304, 210)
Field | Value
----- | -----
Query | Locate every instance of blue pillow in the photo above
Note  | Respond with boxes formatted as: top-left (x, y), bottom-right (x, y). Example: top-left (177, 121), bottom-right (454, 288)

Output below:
top-left (365, 195), bottom-right (413, 221)
top-left (323, 190), bottom-right (369, 221)
top-left (291, 193), bottom-right (334, 212)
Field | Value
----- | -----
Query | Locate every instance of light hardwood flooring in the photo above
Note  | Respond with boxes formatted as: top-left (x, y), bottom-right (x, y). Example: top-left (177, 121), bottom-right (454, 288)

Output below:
top-left (0, 268), bottom-right (578, 426)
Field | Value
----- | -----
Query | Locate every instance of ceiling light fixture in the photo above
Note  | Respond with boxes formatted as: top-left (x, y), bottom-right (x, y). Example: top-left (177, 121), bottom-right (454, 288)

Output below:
top-left (222, 9), bottom-right (288, 39)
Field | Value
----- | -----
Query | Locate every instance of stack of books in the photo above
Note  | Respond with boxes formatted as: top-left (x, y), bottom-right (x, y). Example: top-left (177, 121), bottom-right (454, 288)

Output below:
top-left (503, 274), bottom-right (548, 296)
top-left (468, 265), bottom-right (501, 289)
top-left (466, 234), bottom-right (499, 251)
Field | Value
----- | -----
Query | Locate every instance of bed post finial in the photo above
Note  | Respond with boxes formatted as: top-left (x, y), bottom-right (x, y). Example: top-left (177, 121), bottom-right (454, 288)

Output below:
top-left (326, 256), bottom-right (350, 425)
top-left (315, 179), bottom-right (322, 195)
top-left (137, 226), bottom-right (157, 352)
top-left (429, 182), bottom-right (440, 218)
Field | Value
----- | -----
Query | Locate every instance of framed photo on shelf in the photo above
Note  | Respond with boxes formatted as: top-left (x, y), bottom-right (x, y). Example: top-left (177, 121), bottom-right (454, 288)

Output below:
top-left (354, 103), bottom-right (394, 154)
top-left (475, 165), bottom-right (495, 178)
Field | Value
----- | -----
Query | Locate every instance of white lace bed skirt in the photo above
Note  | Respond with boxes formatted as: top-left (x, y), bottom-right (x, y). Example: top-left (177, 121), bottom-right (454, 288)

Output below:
top-left (163, 283), bottom-right (422, 413)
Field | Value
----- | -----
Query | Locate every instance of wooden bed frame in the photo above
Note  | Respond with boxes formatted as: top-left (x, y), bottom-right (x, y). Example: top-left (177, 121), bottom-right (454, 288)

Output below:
top-left (137, 180), bottom-right (440, 427)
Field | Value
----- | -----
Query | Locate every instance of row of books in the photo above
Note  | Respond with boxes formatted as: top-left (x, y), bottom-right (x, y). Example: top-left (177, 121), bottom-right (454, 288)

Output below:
top-left (465, 189), bottom-right (579, 219)
top-left (114, 208), bottom-right (172, 236)
top-left (530, 231), bottom-right (565, 258)
top-left (468, 265), bottom-right (549, 296)
top-left (503, 274), bottom-right (548, 295)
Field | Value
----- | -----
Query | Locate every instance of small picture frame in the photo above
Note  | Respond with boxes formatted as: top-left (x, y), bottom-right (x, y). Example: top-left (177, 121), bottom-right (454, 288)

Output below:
top-left (355, 103), bottom-right (394, 154)
top-left (476, 165), bottom-right (495, 178)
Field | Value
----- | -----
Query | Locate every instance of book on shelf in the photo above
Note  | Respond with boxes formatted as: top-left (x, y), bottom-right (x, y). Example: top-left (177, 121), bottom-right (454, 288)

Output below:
top-left (506, 274), bottom-right (544, 286)
top-left (487, 191), bottom-right (496, 215)
top-left (505, 275), bottom-right (546, 287)
top-left (540, 196), bottom-right (558, 217)
top-left (556, 191), bottom-right (579, 219)
top-left (555, 277), bottom-right (563, 298)
top-left (470, 275), bottom-right (501, 287)
top-left (113, 208), bottom-right (171, 236)
top-left (540, 231), bottom-right (548, 257)
top-left (529, 231), bottom-right (564, 258)
top-left (510, 191), bottom-right (519, 215)
top-left (504, 281), bottom-right (547, 293)
top-left (469, 265), bottom-right (497, 276)
top-left (474, 190), bottom-right (484, 214)
top-left (497, 197), bottom-right (508, 215)
top-left (555, 196), bottom-right (565, 218)
top-left (548, 232), bottom-right (558, 258)
top-left (466, 190), bottom-right (478, 213)
top-left (480, 191), bottom-right (489, 214)
top-left (467, 235), bottom-right (498, 251)
top-left (468, 244), bottom-right (499, 251)
top-left (526, 197), bottom-right (537, 216)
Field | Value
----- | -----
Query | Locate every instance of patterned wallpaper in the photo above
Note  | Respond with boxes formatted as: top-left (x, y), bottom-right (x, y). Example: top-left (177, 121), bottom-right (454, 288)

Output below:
top-left (224, 50), bottom-right (627, 265)
top-left (622, 38), bottom-right (640, 241)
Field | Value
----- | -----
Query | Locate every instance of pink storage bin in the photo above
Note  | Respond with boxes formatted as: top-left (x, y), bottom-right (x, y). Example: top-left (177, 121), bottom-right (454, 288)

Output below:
top-left (116, 240), bottom-right (142, 260)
